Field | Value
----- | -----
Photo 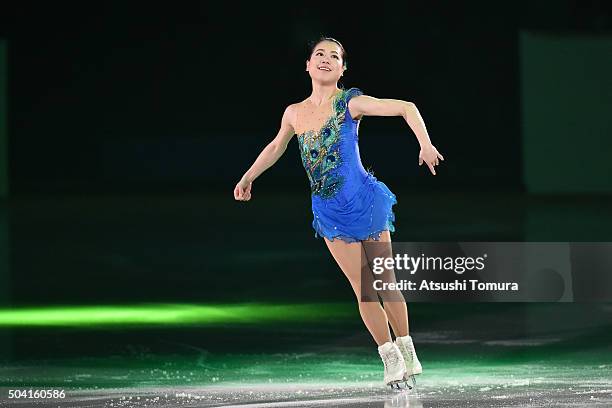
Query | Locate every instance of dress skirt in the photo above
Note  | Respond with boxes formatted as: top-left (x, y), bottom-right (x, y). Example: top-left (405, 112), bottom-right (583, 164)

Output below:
top-left (311, 172), bottom-right (397, 243)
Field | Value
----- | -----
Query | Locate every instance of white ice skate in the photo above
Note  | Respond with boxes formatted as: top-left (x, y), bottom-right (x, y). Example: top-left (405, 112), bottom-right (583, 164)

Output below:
top-left (395, 334), bottom-right (422, 389)
top-left (378, 341), bottom-right (409, 390)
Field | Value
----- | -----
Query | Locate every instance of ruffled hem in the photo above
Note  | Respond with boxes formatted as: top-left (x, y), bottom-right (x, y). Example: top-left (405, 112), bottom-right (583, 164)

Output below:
top-left (315, 226), bottom-right (396, 244)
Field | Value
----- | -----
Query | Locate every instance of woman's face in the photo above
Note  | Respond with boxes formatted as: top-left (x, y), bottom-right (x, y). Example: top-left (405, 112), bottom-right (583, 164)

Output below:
top-left (306, 40), bottom-right (345, 83)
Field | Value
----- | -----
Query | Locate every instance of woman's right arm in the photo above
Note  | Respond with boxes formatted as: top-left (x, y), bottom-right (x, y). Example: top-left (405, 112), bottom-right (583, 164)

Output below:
top-left (234, 104), bottom-right (297, 201)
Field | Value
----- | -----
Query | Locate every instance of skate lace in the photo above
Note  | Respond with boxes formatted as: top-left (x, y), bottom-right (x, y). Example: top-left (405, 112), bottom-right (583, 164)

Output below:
top-left (400, 341), bottom-right (415, 362)
top-left (382, 351), bottom-right (400, 367)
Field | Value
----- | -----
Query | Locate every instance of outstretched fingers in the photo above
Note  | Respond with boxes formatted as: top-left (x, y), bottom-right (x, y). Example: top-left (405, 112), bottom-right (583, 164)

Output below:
top-left (427, 161), bottom-right (436, 176)
top-left (419, 148), bottom-right (444, 175)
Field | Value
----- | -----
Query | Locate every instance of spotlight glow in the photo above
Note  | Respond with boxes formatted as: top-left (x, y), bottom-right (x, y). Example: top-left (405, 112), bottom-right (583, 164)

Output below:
top-left (0, 303), bottom-right (356, 327)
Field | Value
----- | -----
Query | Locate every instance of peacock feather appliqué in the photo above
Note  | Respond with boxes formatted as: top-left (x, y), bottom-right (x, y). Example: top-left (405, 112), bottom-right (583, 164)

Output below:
top-left (297, 88), bottom-right (354, 199)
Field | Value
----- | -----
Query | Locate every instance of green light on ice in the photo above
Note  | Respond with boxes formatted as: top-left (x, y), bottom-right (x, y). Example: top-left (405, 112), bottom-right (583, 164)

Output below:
top-left (0, 302), bottom-right (356, 327)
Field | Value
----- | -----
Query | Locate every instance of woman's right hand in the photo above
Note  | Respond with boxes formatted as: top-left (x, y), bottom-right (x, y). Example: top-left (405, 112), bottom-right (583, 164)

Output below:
top-left (234, 178), bottom-right (252, 201)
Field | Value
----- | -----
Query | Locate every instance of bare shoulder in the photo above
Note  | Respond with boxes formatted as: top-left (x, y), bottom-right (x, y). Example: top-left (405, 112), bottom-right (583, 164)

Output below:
top-left (282, 102), bottom-right (303, 133)
top-left (284, 102), bottom-right (301, 116)
top-left (289, 99), bottom-right (309, 114)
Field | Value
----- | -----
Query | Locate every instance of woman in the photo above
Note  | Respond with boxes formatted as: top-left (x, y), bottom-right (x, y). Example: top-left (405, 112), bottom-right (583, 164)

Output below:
top-left (233, 36), bottom-right (444, 389)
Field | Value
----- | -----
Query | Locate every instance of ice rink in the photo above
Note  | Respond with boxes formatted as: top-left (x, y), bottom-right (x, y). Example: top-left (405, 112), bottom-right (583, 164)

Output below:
top-left (1, 303), bottom-right (611, 407)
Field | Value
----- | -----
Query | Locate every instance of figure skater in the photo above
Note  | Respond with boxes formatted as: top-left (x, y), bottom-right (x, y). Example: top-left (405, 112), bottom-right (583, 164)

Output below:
top-left (233, 36), bottom-right (444, 389)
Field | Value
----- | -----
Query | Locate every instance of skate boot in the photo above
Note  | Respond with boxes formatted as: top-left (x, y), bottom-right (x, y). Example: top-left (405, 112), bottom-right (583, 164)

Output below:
top-left (378, 341), bottom-right (409, 390)
top-left (395, 334), bottom-right (422, 389)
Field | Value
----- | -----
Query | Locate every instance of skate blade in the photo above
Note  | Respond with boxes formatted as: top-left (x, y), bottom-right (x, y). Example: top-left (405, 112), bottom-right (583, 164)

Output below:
top-left (398, 374), bottom-right (418, 389)
top-left (387, 379), bottom-right (413, 391)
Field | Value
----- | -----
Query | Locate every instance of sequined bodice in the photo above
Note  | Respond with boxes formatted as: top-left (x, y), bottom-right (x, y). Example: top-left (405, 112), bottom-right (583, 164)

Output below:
top-left (297, 87), bottom-right (368, 201)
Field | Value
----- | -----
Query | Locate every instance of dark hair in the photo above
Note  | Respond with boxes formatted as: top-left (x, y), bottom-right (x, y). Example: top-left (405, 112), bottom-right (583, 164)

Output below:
top-left (307, 36), bottom-right (348, 70)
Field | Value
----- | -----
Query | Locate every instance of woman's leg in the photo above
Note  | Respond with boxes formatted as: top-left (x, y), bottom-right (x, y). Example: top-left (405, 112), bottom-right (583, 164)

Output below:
top-left (364, 230), bottom-right (410, 338)
top-left (324, 236), bottom-right (392, 346)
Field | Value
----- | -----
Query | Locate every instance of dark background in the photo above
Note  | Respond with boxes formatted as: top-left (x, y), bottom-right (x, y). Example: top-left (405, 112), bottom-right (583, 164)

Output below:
top-left (0, 1), bottom-right (611, 307)
top-left (1, 1), bottom-right (609, 195)
top-left (0, 6), bottom-right (612, 397)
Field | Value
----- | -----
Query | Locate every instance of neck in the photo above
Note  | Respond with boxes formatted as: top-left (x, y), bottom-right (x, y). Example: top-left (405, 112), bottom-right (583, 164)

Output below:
top-left (309, 82), bottom-right (341, 106)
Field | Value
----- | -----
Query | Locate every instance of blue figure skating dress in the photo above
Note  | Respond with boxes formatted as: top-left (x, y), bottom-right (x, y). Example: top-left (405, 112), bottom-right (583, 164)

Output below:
top-left (297, 87), bottom-right (397, 243)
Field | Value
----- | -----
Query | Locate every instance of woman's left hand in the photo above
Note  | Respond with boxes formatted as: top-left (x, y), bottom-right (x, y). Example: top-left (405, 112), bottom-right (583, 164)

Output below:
top-left (419, 144), bottom-right (444, 175)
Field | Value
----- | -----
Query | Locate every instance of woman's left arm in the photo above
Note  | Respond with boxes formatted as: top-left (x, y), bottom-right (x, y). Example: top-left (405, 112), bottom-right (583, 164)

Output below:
top-left (349, 95), bottom-right (444, 175)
